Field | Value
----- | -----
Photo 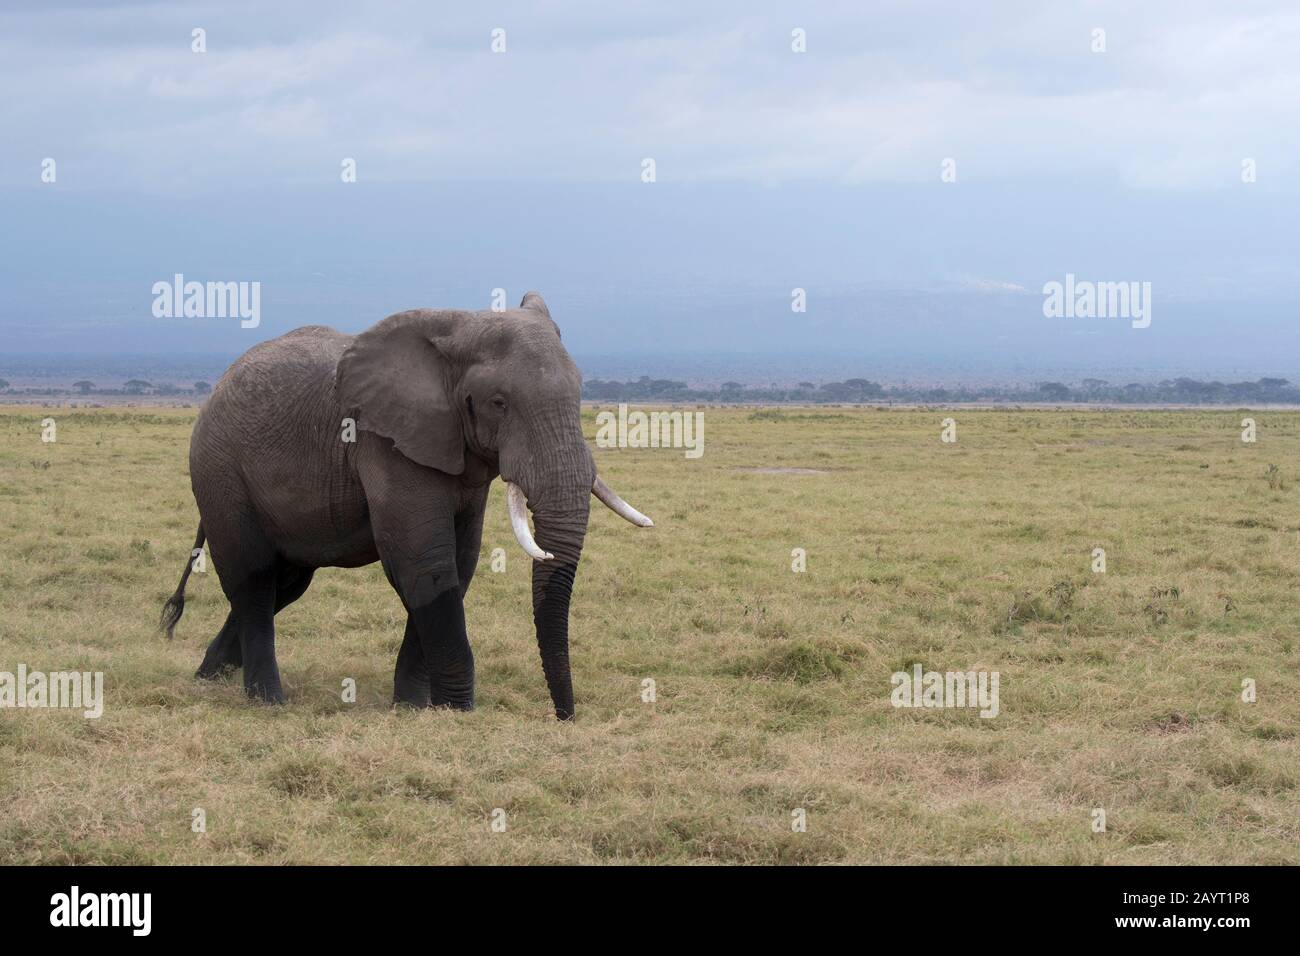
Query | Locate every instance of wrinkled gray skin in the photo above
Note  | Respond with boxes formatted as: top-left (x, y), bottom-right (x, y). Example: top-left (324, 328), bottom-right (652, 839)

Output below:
top-left (161, 293), bottom-right (594, 719)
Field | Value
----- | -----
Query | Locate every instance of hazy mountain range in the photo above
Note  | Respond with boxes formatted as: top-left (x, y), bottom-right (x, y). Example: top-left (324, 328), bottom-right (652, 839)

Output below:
top-left (2, 182), bottom-right (1296, 386)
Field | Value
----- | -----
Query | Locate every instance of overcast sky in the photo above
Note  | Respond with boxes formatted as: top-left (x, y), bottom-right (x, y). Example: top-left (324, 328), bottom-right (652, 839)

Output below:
top-left (1, 0), bottom-right (1297, 375)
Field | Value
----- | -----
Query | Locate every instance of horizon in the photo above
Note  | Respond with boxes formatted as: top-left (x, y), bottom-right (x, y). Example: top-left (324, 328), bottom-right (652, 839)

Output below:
top-left (2, 348), bottom-right (1298, 391)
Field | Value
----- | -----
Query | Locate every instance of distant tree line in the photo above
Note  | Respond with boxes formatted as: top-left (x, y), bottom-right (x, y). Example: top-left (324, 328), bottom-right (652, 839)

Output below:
top-left (3, 375), bottom-right (1297, 406)
top-left (0, 380), bottom-right (212, 397)
top-left (582, 376), bottom-right (1300, 405)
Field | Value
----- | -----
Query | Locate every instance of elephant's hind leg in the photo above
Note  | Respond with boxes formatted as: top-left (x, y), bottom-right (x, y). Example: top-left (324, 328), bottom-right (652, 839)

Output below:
top-left (194, 564), bottom-right (310, 689)
top-left (233, 567), bottom-right (284, 703)
top-left (196, 611), bottom-right (242, 679)
top-left (193, 479), bottom-right (288, 701)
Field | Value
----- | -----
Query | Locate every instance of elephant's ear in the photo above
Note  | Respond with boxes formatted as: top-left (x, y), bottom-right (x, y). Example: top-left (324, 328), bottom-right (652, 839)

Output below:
top-left (520, 291), bottom-right (561, 339)
top-left (335, 310), bottom-right (465, 475)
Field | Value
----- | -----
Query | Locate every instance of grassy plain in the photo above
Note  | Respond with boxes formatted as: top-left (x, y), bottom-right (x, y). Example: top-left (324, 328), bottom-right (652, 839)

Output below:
top-left (0, 405), bottom-right (1297, 864)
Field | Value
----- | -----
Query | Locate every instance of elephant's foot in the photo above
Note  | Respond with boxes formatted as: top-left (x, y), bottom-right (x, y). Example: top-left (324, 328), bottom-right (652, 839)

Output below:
top-left (196, 614), bottom-right (242, 680)
top-left (394, 672), bottom-right (474, 711)
top-left (195, 661), bottom-right (238, 682)
top-left (394, 678), bottom-right (475, 711)
top-left (430, 690), bottom-right (475, 712)
top-left (429, 665), bottom-right (475, 712)
top-left (393, 673), bottom-right (433, 709)
top-left (244, 671), bottom-right (286, 704)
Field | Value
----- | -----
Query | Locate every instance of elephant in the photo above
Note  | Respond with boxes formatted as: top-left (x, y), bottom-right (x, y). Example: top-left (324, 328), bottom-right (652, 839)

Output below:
top-left (159, 292), bottom-right (652, 719)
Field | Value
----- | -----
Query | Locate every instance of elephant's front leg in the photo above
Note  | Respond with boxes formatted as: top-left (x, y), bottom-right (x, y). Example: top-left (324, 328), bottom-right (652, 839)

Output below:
top-left (360, 439), bottom-right (475, 711)
top-left (416, 586), bottom-right (474, 710)
top-left (392, 595), bottom-right (474, 710)
top-left (407, 487), bottom-right (487, 709)
top-left (372, 525), bottom-right (474, 713)
top-left (392, 617), bottom-right (431, 708)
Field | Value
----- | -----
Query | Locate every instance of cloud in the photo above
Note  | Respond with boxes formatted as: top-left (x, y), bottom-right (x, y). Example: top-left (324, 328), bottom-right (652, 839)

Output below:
top-left (2, 0), bottom-right (1298, 192)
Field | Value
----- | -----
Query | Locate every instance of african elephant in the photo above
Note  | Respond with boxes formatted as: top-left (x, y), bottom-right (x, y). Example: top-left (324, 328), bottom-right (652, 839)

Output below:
top-left (159, 292), bottom-right (652, 719)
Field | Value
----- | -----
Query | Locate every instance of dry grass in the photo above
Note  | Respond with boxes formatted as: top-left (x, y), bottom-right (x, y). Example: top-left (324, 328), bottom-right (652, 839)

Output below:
top-left (1, 405), bottom-right (1297, 864)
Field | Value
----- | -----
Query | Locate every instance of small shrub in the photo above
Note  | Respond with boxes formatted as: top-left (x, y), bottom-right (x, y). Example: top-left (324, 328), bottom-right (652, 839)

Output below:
top-left (724, 641), bottom-right (848, 683)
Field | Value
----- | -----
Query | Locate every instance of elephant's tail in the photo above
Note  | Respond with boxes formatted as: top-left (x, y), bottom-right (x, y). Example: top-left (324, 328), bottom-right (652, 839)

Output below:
top-left (160, 524), bottom-right (205, 640)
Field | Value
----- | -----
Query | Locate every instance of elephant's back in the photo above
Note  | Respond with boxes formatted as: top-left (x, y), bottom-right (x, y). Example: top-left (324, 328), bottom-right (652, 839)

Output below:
top-left (197, 325), bottom-right (352, 433)
top-left (189, 325), bottom-right (368, 556)
top-left (213, 325), bottom-right (351, 397)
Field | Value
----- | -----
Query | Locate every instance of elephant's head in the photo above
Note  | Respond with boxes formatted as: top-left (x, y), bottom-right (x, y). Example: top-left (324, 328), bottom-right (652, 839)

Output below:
top-left (334, 292), bottom-right (651, 719)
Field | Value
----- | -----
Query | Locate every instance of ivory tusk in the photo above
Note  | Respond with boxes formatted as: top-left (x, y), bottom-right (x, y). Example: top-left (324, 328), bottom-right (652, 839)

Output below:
top-left (506, 482), bottom-right (553, 561)
top-left (592, 475), bottom-right (654, 528)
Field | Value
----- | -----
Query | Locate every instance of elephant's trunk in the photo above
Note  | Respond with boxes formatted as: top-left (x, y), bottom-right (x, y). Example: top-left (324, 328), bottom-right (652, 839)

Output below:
top-left (506, 404), bottom-right (595, 720)
top-left (529, 506), bottom-right (588, 720)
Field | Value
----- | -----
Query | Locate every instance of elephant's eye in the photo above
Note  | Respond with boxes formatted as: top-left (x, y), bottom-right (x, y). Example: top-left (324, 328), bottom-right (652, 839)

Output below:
top-left (491, 396), bottom-right (507, 411)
